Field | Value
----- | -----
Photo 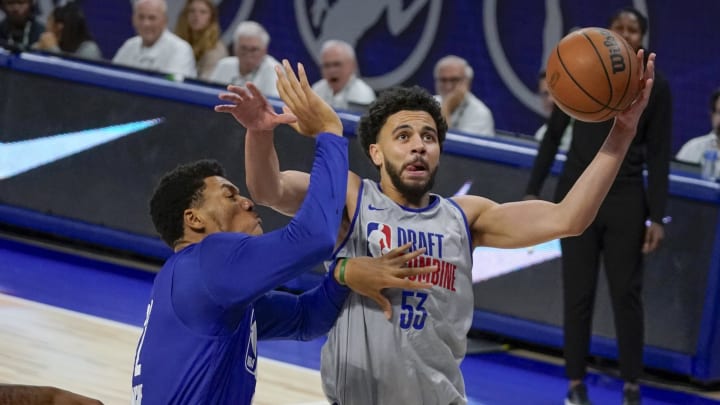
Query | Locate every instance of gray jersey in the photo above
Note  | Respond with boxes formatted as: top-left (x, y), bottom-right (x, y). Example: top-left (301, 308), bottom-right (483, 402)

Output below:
top-left (321, 179), bottom-right (474, 405)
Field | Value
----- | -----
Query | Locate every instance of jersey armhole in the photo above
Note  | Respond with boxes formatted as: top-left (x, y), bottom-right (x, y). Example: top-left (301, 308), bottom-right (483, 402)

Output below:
top-left (447, 198), bottom-right (474, 255)
top-left (330, 179), bottom-right (364, 259)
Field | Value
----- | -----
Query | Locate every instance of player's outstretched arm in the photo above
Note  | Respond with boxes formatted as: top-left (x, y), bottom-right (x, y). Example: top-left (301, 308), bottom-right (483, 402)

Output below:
top-left (215, 82), bottom-right (309, 216)
top-left (557, 51), bottom-right (655, 229)
top-left (240, 60), bottom-right (347, 216)
top-left (462, 51), bottom-right (656, 249)
top-left (200, 131), bottom-right (349, 308)
top-left (275, 59), bottom-right (343, 138)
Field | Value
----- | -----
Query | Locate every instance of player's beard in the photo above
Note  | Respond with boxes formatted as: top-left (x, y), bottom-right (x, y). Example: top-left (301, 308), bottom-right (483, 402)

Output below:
top-left (384, 156), bottom-right (437, 206)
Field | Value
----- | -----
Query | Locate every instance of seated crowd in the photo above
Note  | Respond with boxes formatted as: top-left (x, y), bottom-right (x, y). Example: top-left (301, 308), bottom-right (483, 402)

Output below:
top-left (0, 0), bottom-right (498, 138)
top-left (4, 0), bottom-right (712, 153)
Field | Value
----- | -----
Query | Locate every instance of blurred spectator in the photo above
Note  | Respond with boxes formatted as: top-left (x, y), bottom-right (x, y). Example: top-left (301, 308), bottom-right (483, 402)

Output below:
top-left (112, 0), bottom-right (196, 78)
top-left (174, 0), bottom-right (226, 80)
top-left (434, 55), bottom-right (494, 136)
top-left (675, 88), bottom-right (720, 164)
top-left (210, 21), bottom-right (279, 97)
top-left (0, 0), bottom-right (44, 50)
top-left (311, 39), bottom-right (375, 110)
top-left (32, 2), bottom-right (102, 60)
top-left (534, 70), bottom-right (572, 151)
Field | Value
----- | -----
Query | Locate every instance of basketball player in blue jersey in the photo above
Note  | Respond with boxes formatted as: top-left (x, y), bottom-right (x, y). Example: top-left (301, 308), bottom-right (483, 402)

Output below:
top-left (233, 55), bottom-right (655, 404)
top-left (131, 81), bottom-right (434, 404)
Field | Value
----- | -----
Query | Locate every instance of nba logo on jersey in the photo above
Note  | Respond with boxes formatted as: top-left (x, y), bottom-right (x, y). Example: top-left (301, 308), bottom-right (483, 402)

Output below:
top-left (367, 222), bottom-right (393, 257)
top-left (245, 310), bottom-right (257, 375)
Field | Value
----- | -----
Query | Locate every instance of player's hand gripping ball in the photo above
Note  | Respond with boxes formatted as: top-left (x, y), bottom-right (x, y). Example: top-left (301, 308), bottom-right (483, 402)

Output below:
top-left (545, 27), bottom-right (642, 122)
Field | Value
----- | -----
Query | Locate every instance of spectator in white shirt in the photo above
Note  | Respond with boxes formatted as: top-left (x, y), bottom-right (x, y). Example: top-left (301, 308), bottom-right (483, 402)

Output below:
top-left (311, 39), bottom-right (375, 110)
top-left (209, 21), bottom-right (279, 97)
top-left (434, 55), bottom-right (494, 137)
top-left (676, 88), bottom-right (720, 164)
top-left (112, 0), bottom-right (196, 79)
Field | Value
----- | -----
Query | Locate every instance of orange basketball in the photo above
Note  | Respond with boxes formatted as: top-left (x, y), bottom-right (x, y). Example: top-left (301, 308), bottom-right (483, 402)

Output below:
top-left (545, 27), bottom-right (641, 122)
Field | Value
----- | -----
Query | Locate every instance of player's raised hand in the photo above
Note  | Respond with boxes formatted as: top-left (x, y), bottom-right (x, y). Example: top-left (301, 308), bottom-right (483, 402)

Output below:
top-left (215, 82), bottom-right (297, 131)
top-left (339, 243), bottom-right (435, 320)
top-left (275, 59), bottom-right (343, 137)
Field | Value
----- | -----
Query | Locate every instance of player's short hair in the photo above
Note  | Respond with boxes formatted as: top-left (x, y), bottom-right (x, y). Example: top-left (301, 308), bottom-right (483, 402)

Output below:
top-left (357, 86), bottom-right (447, 167)
top-left (150, 159), bottom-right (225, 247)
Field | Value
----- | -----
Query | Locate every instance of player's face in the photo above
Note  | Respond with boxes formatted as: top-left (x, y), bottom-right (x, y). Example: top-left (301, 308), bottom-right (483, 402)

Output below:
top-left (609, 12), bottom-right (643, 51)
top-left (320, 46), bottom-right (354, 93)
top-left (187, 0), bottom-right (212, 32)
top-left (235, 35), bottom-right (266, 74)
top-left (133, 1), bottom-right (167, 47)
top-left (196, 176), bottom-right (263, 236)
top-left (371, 110), bottom-right (440, 199)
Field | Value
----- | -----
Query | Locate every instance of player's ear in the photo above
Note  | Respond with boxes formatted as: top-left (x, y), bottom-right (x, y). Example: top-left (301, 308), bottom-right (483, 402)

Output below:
top-left (369, 144), bottom-right (383, 167)
top-left (183, 208), bottom-right (205, 232)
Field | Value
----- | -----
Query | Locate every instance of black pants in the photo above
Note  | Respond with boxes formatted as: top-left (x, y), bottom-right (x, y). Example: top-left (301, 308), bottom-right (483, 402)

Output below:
top-left (559, 181), bottom-right (646, 382)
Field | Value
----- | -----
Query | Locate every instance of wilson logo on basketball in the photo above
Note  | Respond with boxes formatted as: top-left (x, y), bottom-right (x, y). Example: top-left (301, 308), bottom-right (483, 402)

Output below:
top-left (600, 29), bottom-right (626, 74)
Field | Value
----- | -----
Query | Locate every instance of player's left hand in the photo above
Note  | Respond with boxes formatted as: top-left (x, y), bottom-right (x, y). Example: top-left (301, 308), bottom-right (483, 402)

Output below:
top-left (643, 221), bottom-right (664, 253)
top-left (215, 82), bottom-right (297, 131)
top-left (339, 243), bottom-right (435, 320)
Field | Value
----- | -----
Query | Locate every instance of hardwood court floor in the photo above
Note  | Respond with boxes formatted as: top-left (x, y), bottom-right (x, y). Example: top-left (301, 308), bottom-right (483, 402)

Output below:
top-left (0, 293), bottom-right (326, 405)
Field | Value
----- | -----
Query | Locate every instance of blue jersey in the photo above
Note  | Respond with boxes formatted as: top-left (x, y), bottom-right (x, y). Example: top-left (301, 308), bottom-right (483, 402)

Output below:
top-left (131, 134), bottom-right (349, 404)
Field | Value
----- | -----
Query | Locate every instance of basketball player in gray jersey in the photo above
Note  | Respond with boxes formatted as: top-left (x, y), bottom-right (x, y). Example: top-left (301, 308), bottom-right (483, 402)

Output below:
top-left (235, 57), bottom-right (656, 404)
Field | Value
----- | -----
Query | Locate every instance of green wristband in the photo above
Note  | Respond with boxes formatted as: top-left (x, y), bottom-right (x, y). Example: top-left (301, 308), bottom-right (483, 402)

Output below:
top-left (338, 258), bottom-right (349, 286)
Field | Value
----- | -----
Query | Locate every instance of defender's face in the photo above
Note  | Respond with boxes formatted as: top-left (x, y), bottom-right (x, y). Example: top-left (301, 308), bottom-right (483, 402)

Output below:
top-left (609, 12), bottom-right (643, 52)
top-left (370, 110), bottom-right (440, 194)
top-left (196, 176), bottom-right (263, 236)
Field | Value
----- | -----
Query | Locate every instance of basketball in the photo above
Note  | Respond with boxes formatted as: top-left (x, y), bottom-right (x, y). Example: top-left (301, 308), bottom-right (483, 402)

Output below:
top-left (545, 27), bottom-right (641, 122)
